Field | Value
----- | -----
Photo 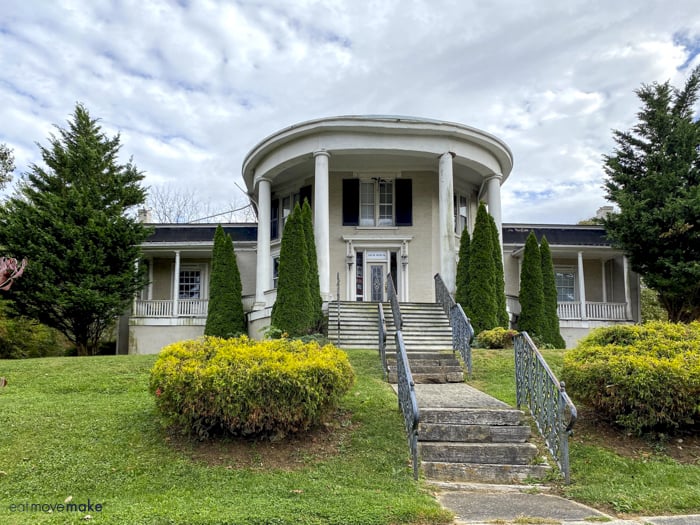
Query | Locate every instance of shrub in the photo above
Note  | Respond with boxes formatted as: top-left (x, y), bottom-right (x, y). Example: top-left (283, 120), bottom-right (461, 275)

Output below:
top-left (0, 302), bottom-right (67, 359)
top-left (561, 321), bottom-right (700, 435)
top-left (518, 231), bottom-right (545, 340)
top-left (149, 336), bottom-right (355, 439)
top-left (476, 327), bottom-right (519, 349)
top-left (465, 202), bottom-right (497, 333)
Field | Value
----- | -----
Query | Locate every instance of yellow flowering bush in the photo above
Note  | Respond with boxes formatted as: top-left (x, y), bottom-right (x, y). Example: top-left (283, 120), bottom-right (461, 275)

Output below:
top-left (149, 336), bottom-right (355, 439)
top-left (475, 327), bottom-right (519, 349)
top-left (561, 321), bottom-right (700, 435)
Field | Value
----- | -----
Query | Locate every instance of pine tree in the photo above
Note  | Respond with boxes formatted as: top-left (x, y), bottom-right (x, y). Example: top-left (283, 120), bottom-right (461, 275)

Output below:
top-left (0, 103), bottom-right (149, 355)
top-left (540, 236), bottom-right (565, 348)
top-left (455, 228), bottom-right (470, 309)
top-left (518, 231), bottom-right (545, 340)
top-left (301, 199), bottom-right (323, 332)
top-left (489, 213), bottom-right (509, 328)
top-left (271, 203), bottom-right (313, 336)
top-left (205, 225), bottom-right (245, 338)
top-left (465, 202), bottom-right (497, 334)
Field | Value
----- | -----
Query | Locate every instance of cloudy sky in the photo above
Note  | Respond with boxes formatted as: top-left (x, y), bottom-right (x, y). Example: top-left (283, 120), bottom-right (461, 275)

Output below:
top-left (2, 0), bottom-right (699, 223)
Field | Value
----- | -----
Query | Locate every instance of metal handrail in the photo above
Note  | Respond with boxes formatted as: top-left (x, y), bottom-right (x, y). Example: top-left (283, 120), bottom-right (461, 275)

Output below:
top-left (378, 303), bottom-right (388, 380)
top-left (434, 273), bottom-right (474, 377)
top-left (514, 332), bottom-right (577, 483)
top-left (386, 273), bottom-right (402, 330)
top-left (395, 330), bottom-right (420, 480)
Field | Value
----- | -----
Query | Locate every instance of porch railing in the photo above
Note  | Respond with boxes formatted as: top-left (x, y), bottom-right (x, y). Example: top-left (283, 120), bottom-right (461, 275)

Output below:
top-left (514, 332), bottom-right (577, 483)
top-left (395, 330), bottom-right (420, 480)
top-left (434, 273), bottom-right (474, 376)
top-left (133, 299), bottom-right (209, 317)
top-left (378, 303), bottom-right (388, 380)
top-left (386, 273), bottom-right (403, 330)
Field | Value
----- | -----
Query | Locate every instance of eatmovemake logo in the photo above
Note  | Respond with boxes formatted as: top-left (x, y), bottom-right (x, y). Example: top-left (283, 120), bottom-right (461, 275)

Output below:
top-left (8, 495), bottom-right (103, 515)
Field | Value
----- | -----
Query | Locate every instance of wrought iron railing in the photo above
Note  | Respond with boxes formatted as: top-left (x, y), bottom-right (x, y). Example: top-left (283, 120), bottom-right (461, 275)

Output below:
top-left (514, 332), bottom-right (577, 483)
top-left (386, 273), bottom-right (403, 330)
top-left (395, 330), bottom-right (420, 480)
top-left (434, 273), bottom-right (474, 376)
top-left (378, 303), bottom-right (388, 380)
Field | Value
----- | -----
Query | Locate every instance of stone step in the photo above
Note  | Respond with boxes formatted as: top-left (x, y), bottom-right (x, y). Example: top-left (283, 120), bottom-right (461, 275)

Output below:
top-left (418, 423), bottom-right (531, 443)
top-left (387, 358), bottom-right (461, 368)
top-left (393, 371), bottom-right (464, 384)
top-left (422, 461), bottom-right (551, 484)
top-left (420, 408), bottom-right (525, 426)
top-left (420, 442), bottom-right (538, 465)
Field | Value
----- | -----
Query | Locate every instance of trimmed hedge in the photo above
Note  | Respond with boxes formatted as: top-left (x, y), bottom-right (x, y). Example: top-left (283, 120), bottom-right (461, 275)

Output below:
top-left (561, 322), bottom-right (700, 435)
top-left (149, 336), bottom-right (355, 439)
top-left (476, 327), bottom-right (519, 349)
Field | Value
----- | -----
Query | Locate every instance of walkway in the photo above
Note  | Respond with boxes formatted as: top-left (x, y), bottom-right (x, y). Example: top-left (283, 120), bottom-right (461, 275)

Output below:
top-left (404, 382), bottom-right (699, 525)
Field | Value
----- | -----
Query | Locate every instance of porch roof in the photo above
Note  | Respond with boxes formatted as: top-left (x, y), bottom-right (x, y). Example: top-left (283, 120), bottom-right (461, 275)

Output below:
top-left (502, 224), bottom-right (610, 247)
top-left (143, 224), bottom-right (258, 244)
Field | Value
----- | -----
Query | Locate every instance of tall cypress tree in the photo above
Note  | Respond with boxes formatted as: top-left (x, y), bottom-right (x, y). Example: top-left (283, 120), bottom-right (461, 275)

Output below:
top-left (488, 213), bottom-right (509, 328)
top-left (540, 236), bottom-right (566, 348)
top-left (301, 199), bottom-right (323, 332)
top-left (518, 231), bottom-right (545, 340)
top-left (465, 202), bottom-right (497, 334)
top-left (455, 228), bottom-right (470, 309)
top-left (271, 203), bottom-right (313, 336)
top-left (205, 225), bottom-right (245, 338)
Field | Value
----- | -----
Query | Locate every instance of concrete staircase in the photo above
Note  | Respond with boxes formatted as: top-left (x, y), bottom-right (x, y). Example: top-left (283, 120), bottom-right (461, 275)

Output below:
top-left (329, 301), bottom-right (550, 483)
top-left (416, 384), bottom-right (550, 484)
top-left (328, 301), bottom-right (463, 383)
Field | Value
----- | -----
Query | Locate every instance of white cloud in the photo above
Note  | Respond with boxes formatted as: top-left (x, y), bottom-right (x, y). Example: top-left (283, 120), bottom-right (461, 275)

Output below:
top-left (1, 0), bottom-right (699, 222)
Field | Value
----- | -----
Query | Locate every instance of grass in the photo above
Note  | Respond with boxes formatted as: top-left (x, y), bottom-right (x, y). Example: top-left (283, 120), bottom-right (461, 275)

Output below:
top-left (0, 350), bottom-right (452, 525)
top-left (469, 348), bottom-right (700, 516)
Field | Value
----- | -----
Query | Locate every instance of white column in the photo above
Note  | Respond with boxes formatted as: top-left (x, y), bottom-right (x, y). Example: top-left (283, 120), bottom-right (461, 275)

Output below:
top-left (254, 178), bottom-right (271, 309)
top-left (623, 255), bottom-right (632, 320)
top-left (485, 174), bottom-right (503, 246)
top-left (601, 260), bottom-right (607, 303)
top-left (173, 250), bottom-right (180, 317)
top-left (314, 151), bottom-right (331, 301)
top-left (577, 251), bottom-right (587, 320)
top-left (438, 152), bottom-right (456, 292)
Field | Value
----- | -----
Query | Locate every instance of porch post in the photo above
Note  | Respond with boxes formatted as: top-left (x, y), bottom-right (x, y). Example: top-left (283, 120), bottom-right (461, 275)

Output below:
top-left (255, 177), bottom-right (271, 309)
top-left (485, 174), bottom-right (503, 246)
top-left (314, 151), bottom-right (331, 301)
top-left (173, 250), bottom-right (180, 317)
top-left (623, 255), bottom-right (632, 320)
top-left (577, 251), bottom-right (587, 320)
top-left (438, 152), bottom-right (456, 293)
top-left (601, 260), bottom-right (607, 303)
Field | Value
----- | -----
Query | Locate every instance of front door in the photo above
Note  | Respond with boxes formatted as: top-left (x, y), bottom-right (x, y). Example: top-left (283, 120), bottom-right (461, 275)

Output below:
top-left (368, 263), bottom-right (386, 302)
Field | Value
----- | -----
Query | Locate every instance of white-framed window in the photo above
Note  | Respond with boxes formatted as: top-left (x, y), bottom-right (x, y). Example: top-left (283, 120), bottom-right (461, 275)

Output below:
top-left (555, 267), bottom-right (576, 302)
top-left (272, 256), bottom-right (280, 289)
top-left (454, 193), bottom-right (469, 234)
top-left (173, 263), bottom-right (208, 299)
top-left (360, 179), bottom-right (394, 226)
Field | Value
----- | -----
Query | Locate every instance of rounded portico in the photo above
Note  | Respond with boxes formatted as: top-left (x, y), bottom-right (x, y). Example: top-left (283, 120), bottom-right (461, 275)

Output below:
top-left (242, 115), bottom-right (513, 309)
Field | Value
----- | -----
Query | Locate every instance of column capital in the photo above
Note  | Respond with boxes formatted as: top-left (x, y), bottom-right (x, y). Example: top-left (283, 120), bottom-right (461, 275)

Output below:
top-left (484, 173), bottom-right (503, 183)
top-left (313, 150), bottom-right (330, 159)
top-left (440, 151), bottom-right (456, 159)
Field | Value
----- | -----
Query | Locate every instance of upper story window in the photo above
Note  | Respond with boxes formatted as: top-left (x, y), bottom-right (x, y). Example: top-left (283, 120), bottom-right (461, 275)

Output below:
top-left (555, 267), bottom-right (576, 302)
top-left (454, 193), bottom-right (469, 234)
top-left (343, 178), bottom-right (412, 227)
top-left (360, 180), bottom-right (393, 226)
top-left (271, 185), bottom-right (312, 240)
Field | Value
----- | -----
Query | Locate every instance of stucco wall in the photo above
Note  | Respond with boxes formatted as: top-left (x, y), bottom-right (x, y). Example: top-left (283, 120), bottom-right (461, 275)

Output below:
top-left (128, 322), bottom-right (205, 354)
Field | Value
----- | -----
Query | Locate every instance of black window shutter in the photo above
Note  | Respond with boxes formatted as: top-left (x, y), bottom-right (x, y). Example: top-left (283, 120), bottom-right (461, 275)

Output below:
top-left (395, 179), bottom-right (412, 226)
top-left (299, 185), bottom-right (312, 208)
top-left (342, 179), bottom-right (359, 226)
top-left (270, 198), bottom-right (279, 240)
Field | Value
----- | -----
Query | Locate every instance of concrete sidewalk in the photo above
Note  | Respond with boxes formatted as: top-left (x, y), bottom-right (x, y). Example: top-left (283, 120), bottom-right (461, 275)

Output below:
top-left (431, 482), bottom-right (700, 525)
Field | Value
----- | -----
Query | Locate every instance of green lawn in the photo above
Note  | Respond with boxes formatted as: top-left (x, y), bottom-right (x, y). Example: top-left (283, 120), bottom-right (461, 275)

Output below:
top-left (0, 350), bottom-right (451, 525)
top-left (470, 348), bottom-right (700, 516)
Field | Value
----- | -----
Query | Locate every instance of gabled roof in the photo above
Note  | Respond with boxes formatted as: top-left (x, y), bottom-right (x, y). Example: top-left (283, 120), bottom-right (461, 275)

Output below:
top-left (502, 224), bottom-right (610, 247)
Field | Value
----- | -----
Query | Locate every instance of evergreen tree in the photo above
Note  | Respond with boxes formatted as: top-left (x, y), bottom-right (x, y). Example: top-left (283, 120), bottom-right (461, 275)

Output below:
top-left (0, 103), bottom-right (149, 355)
top-left (205, 225), bottom-right (245, 338)
top-left (301, 199), bottom-right (323, 332)
top-left (518, 231), bottom-right (545, 340)
top-left (488, 213), bottom-right (509, 328)
top-left (465, 202), bottom-right (497, 334)
top-left (455, 228), bottom-right (470, 309)
top-left (603, 66), bottom-right (700, 322)
top-left (271, 203), bottom-right (313, 336)
top-left (539, 236), bottom-right (565, 348)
